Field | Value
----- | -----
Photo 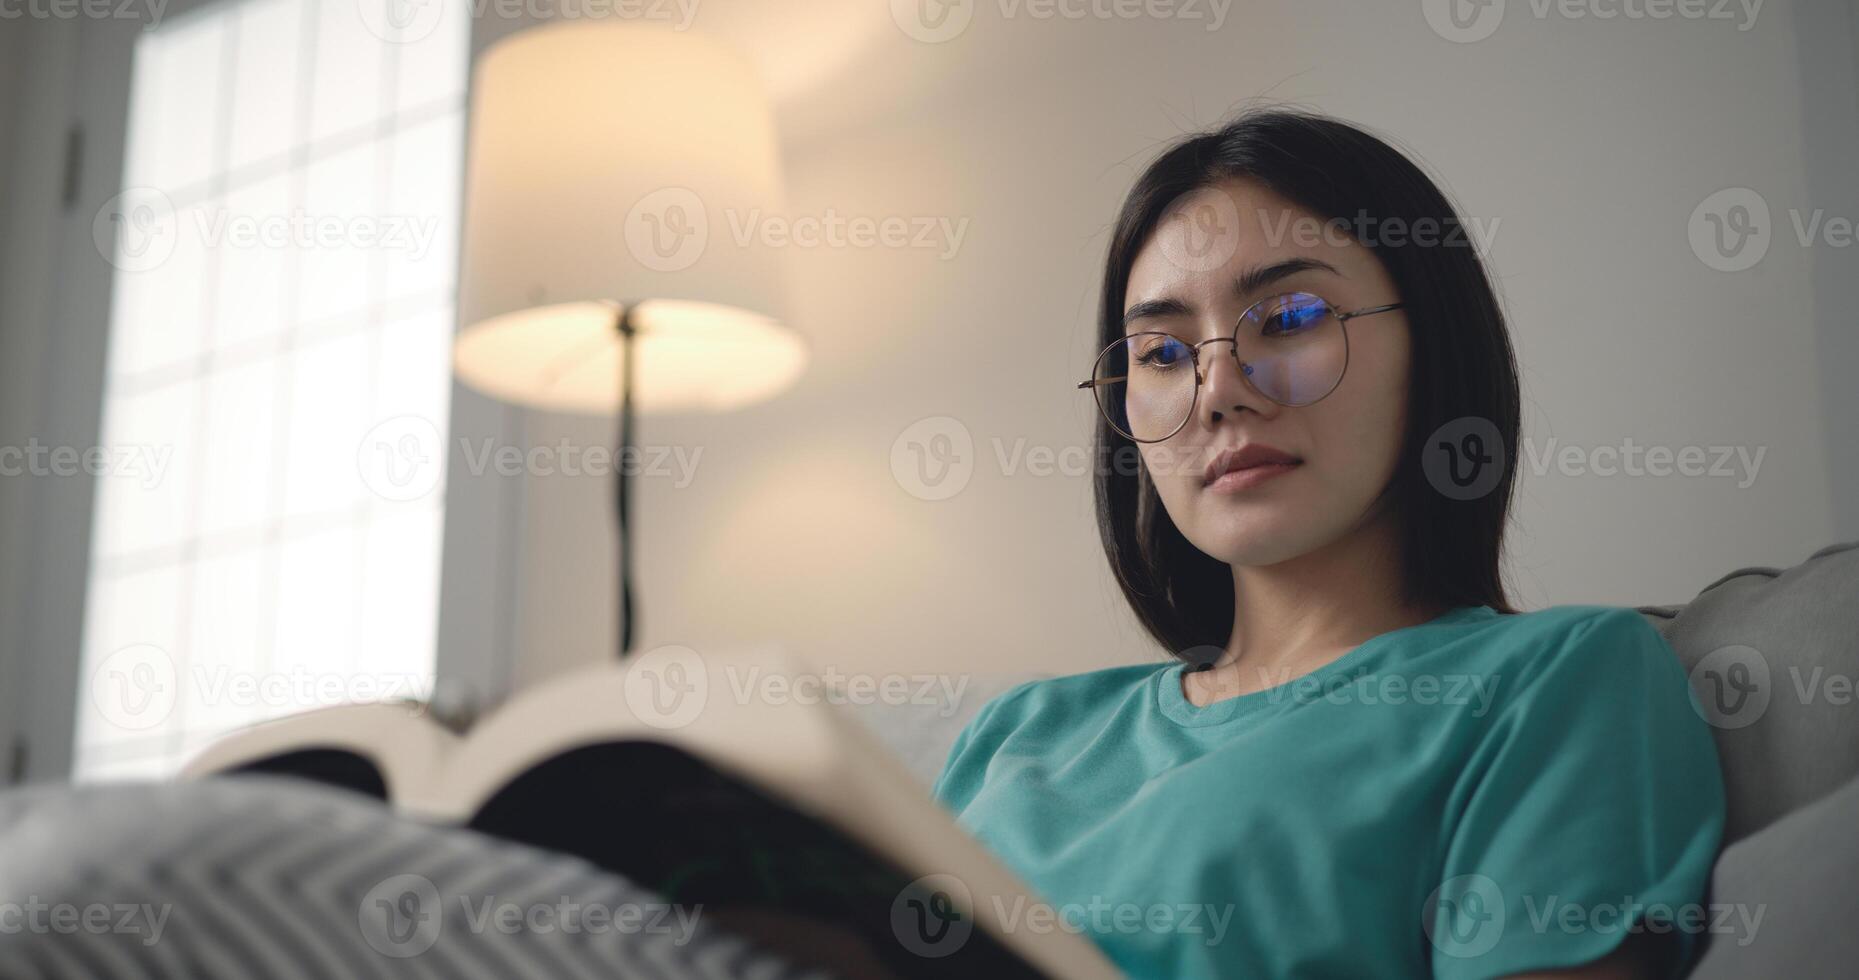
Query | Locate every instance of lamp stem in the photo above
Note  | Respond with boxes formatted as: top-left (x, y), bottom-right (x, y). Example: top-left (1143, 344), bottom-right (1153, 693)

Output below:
top-left (614, 304), bottom-right (637, 658)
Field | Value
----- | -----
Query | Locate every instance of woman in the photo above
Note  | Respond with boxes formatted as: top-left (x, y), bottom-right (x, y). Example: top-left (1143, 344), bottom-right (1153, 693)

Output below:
top-left (932, 109), bottom-right (1724, 979)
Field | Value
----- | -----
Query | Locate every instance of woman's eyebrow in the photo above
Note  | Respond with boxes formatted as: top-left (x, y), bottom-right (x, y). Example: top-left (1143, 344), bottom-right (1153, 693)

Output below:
top-left (1232, 256), bottom-right (1340, 298)
top-left (1122, 257), bottom-right (1343, 330)
top-left (1121, 296), bottom-right (1191, 329)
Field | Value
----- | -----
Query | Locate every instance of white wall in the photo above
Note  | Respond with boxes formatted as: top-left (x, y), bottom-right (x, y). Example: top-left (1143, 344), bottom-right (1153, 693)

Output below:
top-left (451, 0), bottom-right (1855, 689)
top-left (3, 3), bottom-right (1853, 776)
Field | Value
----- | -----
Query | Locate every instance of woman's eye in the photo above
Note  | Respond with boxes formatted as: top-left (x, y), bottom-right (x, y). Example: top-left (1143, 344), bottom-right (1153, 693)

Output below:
top-left (1262, 301), bottom-right (1329, 337)
top-left (1135, 339), bottom-right (1189, 367)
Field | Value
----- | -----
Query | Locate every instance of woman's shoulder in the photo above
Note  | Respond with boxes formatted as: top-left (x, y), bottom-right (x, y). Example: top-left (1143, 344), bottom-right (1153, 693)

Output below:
top-left (933, 662), bottom-right (1166, 804)
top-left (1465, 602), bottom-right (1655, 638)
top-left (1453, 603), bottom-right (1691, 716)
top-left (969, 661), bottom-right (1167, 726)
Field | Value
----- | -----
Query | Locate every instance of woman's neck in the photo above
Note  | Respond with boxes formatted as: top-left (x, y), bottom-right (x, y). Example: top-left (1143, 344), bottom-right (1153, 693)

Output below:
top-left (1187, 507), bottom-right (1447, 706)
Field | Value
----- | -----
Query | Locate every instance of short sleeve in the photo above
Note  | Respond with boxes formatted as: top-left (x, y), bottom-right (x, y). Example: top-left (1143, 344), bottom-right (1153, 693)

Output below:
top-left (929, 680), bottom-right (1035, 812)
top-left (1429, 609), bottom-right (1726, 979)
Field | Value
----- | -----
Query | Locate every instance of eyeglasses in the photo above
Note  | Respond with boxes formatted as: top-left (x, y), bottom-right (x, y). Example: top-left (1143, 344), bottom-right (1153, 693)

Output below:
top-left (1077, 291), bottom-right (1404, 443)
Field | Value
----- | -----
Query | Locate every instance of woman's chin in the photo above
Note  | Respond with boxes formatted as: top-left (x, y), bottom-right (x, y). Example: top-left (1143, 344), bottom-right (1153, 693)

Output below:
top-left (1196, 529), bottom-right (1315, 569)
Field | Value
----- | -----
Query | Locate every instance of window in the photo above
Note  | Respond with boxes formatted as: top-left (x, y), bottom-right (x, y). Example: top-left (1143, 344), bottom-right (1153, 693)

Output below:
top-left (76, 0), bottom-right (468, 779)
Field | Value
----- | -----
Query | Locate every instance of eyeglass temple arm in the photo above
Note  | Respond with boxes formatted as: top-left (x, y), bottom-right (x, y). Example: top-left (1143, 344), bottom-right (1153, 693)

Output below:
top-left (1335, 302), bottom-right (1404, 323)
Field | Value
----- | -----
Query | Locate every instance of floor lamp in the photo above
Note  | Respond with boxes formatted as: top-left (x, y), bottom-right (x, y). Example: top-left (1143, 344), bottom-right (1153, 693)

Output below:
top-left (452, 22), bottom-right (806, 658)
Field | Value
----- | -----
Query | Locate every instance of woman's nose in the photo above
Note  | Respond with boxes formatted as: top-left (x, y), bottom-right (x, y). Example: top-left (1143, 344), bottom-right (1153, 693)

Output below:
top-left (1197, 341), bottom-right (1281, 427)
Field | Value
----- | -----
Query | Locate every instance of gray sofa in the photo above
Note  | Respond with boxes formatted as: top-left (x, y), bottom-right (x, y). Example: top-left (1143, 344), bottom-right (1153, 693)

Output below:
top-left (1637, 540), bottom-right (1859, 977)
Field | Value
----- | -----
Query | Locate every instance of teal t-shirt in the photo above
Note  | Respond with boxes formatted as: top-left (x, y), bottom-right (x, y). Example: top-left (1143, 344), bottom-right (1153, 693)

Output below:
top-left (932, 604), bottom-right (1725, 979)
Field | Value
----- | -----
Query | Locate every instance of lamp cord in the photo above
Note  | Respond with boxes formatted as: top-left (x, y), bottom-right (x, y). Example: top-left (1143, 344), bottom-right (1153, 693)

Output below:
top-left (615, 305), bottom-right (637, 658)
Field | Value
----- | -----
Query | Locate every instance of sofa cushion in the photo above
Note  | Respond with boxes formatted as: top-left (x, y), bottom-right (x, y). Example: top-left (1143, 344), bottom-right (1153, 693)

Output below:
top-left (0, 777), bottom-right (822, 979)
top-left (1684, 771), bottom-right (1859, 978)
top-left (1636, 540), bottom-right (1859, 845)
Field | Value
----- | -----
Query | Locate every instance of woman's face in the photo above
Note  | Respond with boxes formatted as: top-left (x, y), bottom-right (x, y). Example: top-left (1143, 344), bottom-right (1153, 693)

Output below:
top-left (1121, 178), bottom-right (1413, 568)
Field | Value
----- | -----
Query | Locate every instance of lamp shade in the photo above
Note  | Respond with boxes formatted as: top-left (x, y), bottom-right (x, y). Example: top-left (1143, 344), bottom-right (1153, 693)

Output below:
top-left (455, 22), bottom-right (804, 415)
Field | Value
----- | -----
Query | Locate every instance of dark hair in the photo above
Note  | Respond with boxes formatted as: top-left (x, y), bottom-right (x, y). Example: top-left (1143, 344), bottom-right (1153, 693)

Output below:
top-left (1094, 106), bottom-right (1521, 659)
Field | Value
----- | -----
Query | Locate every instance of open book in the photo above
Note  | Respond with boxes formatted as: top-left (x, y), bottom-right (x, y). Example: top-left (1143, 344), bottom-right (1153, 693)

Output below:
top-left (181, 648), bottom-right (1121, 979)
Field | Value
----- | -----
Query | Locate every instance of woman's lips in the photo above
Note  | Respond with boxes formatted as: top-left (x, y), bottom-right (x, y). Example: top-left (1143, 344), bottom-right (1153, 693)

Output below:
top-left (1203, 461), bottom-right (1300, 493)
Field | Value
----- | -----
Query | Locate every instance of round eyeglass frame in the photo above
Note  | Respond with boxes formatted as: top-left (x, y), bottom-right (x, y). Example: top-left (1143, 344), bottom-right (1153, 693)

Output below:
top-left (1077, 292), bottom-right (1406, 443)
